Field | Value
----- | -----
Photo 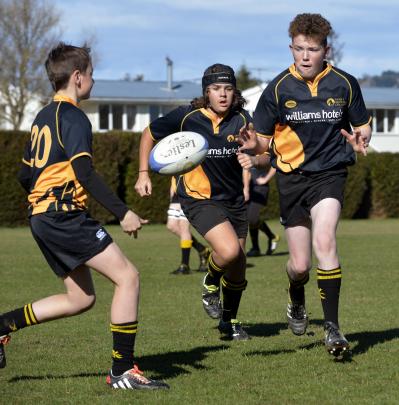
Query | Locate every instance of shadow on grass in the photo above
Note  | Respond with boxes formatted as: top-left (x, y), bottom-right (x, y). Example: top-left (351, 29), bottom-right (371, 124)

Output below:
top-left (8, 344), bottom-right (229, 383)
top-left (244, 321), bottom-right (287, 338)
top-left (347, 328), bottom-right (399, 355)
top-left (245, 320), bottom-right (399, 362)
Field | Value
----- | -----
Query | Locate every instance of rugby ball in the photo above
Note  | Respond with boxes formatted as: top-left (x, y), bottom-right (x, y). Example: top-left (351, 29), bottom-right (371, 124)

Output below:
top-left (149, 131), bottom-right (209, 175)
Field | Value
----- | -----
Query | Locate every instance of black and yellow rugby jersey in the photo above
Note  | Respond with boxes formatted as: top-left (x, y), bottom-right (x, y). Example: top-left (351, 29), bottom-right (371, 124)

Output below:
top-left (22, 95), bottom-right (92, 215)
top-left (149, 105), bottom-right (252, 201)
top-left (254, 63), bottom-right (371, 173)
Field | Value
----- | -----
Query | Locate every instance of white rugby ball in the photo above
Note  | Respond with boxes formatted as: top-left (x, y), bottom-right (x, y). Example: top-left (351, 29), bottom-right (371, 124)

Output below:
top-left (149, 131), bottom-right (209, 175)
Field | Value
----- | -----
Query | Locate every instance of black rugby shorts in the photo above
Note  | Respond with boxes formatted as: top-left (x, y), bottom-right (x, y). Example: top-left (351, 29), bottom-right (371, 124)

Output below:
top-left (276, 167), bottom-right (347, 227)
top-left (30, 210), bottom-right (113, 277)
top-left (180, 196), bottom-right (248, 238)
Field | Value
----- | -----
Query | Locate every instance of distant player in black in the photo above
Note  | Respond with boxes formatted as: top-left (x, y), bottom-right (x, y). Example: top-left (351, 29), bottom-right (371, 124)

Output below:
top-left (242, 161), bottom-right (279, 257)
top-left (135, 64), bottom-right (252, 340)
top-left (0, 43), bottom-right (169, 389)
top-left (237, 14), bottom-right (372, 358)
top-left (167, 177), bottom-right (210, 275)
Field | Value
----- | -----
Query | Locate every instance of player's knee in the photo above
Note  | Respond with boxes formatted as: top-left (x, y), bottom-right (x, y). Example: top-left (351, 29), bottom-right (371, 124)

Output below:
top-left (71, 292), bottom-right (96, 315)
top-left (216, 244), bottom-right (242, 265)
top-left (289, 260), bottom-right (311, 275)
top-left (313, 234), bottom-right (336, 256)
top-left (82, 293), bottom-right (96, 311)
top-left (248, 218), bottom-right (260, 228)
top-left (166, 221), bottom-right (179, 235)
top-left (120, 263), bottom-right (140, 290)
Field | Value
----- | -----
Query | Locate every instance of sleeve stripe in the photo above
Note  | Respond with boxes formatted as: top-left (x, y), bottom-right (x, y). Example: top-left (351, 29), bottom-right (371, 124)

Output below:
top-left (70, 152), bottom-right (92, 162)
top-left (55, 102), bottom-right (64, 149)
top-left (147, 126), bottom-right (156, 141)
top-left (22, 158), bottom-right (33, 167)
top-left (352, 116), bottom-right (372, 129)
top-left (274, 72), bottom-right (291, 104)
top-left (331, 68), bottom-right (353, 106)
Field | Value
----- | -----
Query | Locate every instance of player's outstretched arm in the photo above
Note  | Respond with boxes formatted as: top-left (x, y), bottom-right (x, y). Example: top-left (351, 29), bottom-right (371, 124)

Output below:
top-left (256, 167), bottom-right (276, 185)
top-left (135, 127), bottom-right (154, 197)
top-left (236, 123), bottom-right (270, 155)
top-left (120, 210), bottom-right (149, 238)
top-left (341, 125), bottom-right (371, 156)
top-left (237, 152), bottom-right (271, 170)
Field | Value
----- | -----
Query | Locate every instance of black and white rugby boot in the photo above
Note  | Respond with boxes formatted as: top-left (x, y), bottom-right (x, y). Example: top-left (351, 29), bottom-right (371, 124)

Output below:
top-left (287, 302), bottom-right (309, 336)
top-left (324, 321), bottom-right (350, 359)
top-left (202, 278), bottom-right (222, 319)
top-left (106, 365), bottom-right (169, 390)
top-left (218, 319), bottom-right (251, 341)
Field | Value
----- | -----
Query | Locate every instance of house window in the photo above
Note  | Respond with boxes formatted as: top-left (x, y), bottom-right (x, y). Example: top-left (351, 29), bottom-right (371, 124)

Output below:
top-left (127, 105), bottom-right (137, 129)
top-left (387, 109), bottom-right (396, 133)
top-left (112, 105), bottom-right (123, 130)
top-left (376, 109), bottom-right (384, 133)
top-left (150, 105), bottom-right (160, 121)
top-left (99, 105), bottom-right (109, 130)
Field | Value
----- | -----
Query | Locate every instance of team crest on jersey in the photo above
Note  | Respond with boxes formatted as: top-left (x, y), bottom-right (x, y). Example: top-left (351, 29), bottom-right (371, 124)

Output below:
top-left (285, 100), bottom-right (297, 109)
top-left (326, 97), bottom-right (347, 107)
top-left (227, 134), bottom-right (235, 142)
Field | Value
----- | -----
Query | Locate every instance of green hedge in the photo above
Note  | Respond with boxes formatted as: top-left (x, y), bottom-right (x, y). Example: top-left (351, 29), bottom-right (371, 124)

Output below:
top-left (0, 130), bottom-right (398, 227)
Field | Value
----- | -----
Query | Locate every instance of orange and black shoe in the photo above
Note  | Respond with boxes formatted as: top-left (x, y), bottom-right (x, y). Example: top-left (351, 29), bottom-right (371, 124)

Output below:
top-left (0, 335), bottom-right (10, 369)
top-left (106, 364), bottom-right (170, 390)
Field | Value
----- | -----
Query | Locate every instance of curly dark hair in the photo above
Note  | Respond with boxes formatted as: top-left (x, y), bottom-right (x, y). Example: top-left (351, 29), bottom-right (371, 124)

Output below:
top-left (288, 13), bottom-right (332, 46)
top-left (191, 63), bottom-right (246, 111)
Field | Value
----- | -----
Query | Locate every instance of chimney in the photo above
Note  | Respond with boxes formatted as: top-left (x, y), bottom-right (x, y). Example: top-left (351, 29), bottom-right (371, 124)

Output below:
top-left (166, 56), bottom-right (173, 90)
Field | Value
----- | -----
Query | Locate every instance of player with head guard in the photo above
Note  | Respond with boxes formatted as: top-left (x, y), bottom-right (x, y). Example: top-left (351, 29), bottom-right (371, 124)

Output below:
top-left (167, 177), bottom-right (210, 275)
top-left (135, 64), bottom-right (252, 340)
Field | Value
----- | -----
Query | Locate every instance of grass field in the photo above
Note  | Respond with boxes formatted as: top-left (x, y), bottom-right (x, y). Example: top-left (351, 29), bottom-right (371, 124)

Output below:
top-left (0, 219), bottom-right (399, 405)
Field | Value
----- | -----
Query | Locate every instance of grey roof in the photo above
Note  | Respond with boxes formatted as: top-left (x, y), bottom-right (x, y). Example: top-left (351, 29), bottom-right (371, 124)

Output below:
top-left (89, 80), bottom-right (399, 108)
top-left (361, 87), bottom-right (399, 108)
top-left (90, 79), bottom-right (201, 103)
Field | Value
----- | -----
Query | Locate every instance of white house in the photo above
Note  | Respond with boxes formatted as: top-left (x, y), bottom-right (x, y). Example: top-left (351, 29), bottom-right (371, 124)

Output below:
top-left (80, 78), bottom-right (201, 132)
top-left (2, 73), bottom-right (399, 152)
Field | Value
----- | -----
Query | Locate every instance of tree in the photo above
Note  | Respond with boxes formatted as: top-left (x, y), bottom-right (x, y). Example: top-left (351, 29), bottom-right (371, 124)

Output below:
top-left (327, 29), bottom-right (344, 66)
top-left (0, 0), bottom-right (60, 130)
top-left (235, 65), bottom-right (261, 90)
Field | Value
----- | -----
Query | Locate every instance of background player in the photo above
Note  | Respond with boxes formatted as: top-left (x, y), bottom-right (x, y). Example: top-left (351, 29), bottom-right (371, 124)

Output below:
top-left (237, 14), bottom-right (372, 358)
top-left (243, 160), bottom-right (279, 257)
top-left (135, 64), bottom-right (252, 340)
top-left (167, 178), bottom-right (210, 274)
top-left (0, 43), bottom-right (169, 390)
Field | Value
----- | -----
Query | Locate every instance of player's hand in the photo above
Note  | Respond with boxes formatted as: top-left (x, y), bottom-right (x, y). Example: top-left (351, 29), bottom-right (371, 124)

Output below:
top-left (236, 123), bottom-right (258, 152)
top-left (120, 210), bottom-right (149, 238)
top-left (237, 152), bottom-right (255, 169)
top-left (341, 128), bottom-right (368, 156)
top-left (135, 172), bottom-right (152, 197)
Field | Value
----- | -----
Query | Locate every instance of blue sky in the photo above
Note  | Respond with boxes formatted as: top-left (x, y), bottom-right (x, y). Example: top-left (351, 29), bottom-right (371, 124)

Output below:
top-left (54, 0), bottom-right (398, 82)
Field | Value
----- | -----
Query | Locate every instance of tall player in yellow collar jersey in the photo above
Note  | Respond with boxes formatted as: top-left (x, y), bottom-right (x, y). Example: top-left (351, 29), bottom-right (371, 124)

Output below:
top-left (238, 13), bottom-right (371, 359)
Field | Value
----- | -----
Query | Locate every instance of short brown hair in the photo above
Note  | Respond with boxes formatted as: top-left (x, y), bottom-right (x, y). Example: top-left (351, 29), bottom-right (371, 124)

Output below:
top-left (45, 42), bottom-right (91, 91)
top-left (288, 13), bottom-right (331, 46)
